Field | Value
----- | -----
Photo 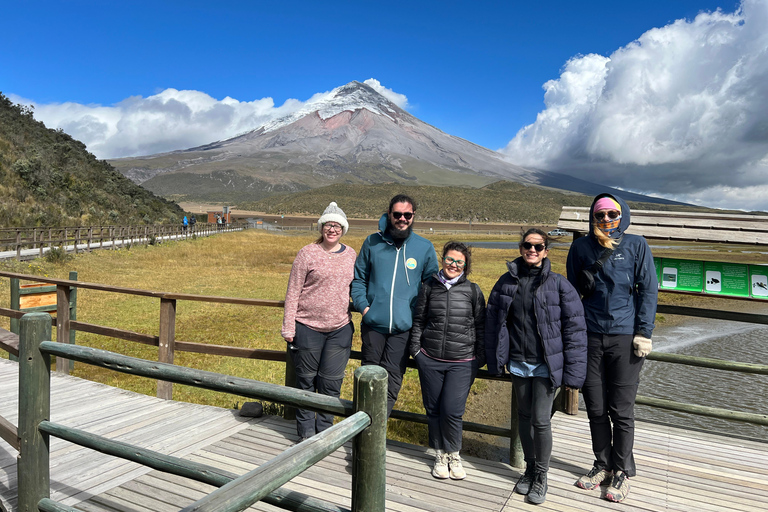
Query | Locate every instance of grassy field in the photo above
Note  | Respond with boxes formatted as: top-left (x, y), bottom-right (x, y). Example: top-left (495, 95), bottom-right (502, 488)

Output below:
top-left (1, 228), bottom-right (765, 446)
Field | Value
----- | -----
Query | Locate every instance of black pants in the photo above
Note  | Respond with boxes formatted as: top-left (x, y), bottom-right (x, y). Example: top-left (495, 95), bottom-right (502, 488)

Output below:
top-left (290, 322), bottom-right (353, 438)
top-left (360, 323), bottom-right (410, 417)
top-left (581, 332), bottom-right (644, 476)
top-left (416, 353), bottom-right (476, 453)
top-left (512, 375), bottom-right (554, 473)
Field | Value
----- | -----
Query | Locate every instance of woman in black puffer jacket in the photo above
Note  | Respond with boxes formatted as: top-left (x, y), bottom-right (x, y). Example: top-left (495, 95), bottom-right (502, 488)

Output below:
top-left (485, 228), bottom-right (587, 505)
top-left (410, 241), bottom-right (485, 482)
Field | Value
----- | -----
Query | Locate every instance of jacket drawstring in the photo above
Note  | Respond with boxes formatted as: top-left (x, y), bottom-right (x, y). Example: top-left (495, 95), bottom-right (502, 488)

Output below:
top-left (403, 242), bottom-right (411, 286)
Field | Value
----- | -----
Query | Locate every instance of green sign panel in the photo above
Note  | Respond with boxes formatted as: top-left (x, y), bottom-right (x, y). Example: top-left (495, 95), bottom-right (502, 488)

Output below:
top-left (653, 257), bottom-right (765, 298)
top-left (658, 258), bottom-right (703, 292)
top-left (703, 261), bottom-right (749, 297)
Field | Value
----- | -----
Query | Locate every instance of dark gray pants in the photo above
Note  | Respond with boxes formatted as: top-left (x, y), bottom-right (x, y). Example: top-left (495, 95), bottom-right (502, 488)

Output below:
top-left (581, 332), bottom-right (644, 476)
top-left (290, 322), bottom-right (353, 438)
top-left (360, 323), bottom-right (410, 417)
top-left (416, 353), bottom-right (476, 453)
top-left (511, 375), bottom-right (554, 473)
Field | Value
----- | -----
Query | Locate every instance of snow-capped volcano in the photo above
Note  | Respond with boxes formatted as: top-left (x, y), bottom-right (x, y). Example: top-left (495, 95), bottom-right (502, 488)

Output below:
top-left (259, 81), bottom-right (404, 133)
top-left (110, 80), bottom-right (661, 203)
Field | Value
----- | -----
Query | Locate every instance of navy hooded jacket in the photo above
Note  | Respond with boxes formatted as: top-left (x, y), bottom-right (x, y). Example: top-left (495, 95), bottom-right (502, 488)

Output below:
top-left (565, 193), bottom-right (658, 338)
top-left (485, 257), bottom-right (588, 389)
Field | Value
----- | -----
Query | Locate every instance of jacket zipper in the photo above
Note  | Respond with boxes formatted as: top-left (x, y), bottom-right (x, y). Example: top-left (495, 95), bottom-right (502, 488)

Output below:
top-left (388, 247), bottom-right (400, 333)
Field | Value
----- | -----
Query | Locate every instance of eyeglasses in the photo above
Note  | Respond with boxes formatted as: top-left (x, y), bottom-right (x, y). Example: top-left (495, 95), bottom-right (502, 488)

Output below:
top-left (444, 257), bottom-right (465, 267)
top-left (594, 210), bottom-right (620, 221)
top-left (521, 242), bottom-right (546, 252)
top-left (323, 224), bottom-right (343, 232)
top-left (391, 211), bottom-right (413, 220)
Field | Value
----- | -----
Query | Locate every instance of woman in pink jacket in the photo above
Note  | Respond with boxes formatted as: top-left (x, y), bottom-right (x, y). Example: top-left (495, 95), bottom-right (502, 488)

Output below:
top-left (281, 202), bottom-right (357, 439)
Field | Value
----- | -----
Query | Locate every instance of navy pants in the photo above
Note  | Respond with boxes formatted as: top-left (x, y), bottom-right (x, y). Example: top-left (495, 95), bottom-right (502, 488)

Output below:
top-left (416, 353), bottom-right (476, 453)
top-left (512, 375), bottom-right (554, 473)
top-left (581, 332), bottom-right (644, 476)
top-left (360, 323), bottom-right (410, 417)
top-left (290, 322), bottom-right (353, 438)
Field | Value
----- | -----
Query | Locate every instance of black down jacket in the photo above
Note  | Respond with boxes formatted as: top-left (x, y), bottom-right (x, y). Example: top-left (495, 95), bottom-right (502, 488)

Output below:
top-left (409, 273), bottom-right (486, 363)
top-left (485, 257), bottom-right (588, 389)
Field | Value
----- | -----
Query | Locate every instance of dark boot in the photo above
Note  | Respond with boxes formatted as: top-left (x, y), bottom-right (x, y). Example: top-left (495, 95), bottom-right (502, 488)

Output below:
top-left (514, 464), bottom-right (536, 495)
top-left (527, 471), bottom-right (548, 504)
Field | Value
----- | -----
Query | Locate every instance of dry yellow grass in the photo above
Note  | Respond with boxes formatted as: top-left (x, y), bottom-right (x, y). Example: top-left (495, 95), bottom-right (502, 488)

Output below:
top-left (2, 229), bottom-right (760, 444)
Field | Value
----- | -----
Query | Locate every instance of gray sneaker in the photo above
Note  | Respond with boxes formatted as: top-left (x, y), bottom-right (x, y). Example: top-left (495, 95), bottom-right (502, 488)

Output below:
top-left (605, 470), bottom-right (630, 502)
top-left (527, 471), bottom-right (548, 505)
top-left (576, 465), bottom-right (612, 490)
top-left (514, 465), bottom-right (536, 495)
top-left (447, 452), bottom-right (466, 480)
top-left (432, 451), bottom-right (449, 479)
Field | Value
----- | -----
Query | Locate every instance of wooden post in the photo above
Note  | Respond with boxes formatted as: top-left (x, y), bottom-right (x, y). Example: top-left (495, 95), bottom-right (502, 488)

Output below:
top-left (10, 277), bottom-right (20, 362)
top-left (351, 365), bottom-right (387, 512)
top-left (509, 381), bottom-right (524, 468)
top-left (18, 312), bottom-right (52, 512)
top-left (68, 271), bottom-right (78, 372)
top-left (564, 387), bottom-right (579, 415)
top-left (283, 344), bottom-right (297, 421)
top-left (157, 298), bottom-right (176, 399)
top-left (16, 229), bottom-right (21, 261)
top-left (56, 284), bottom-right (71, 374)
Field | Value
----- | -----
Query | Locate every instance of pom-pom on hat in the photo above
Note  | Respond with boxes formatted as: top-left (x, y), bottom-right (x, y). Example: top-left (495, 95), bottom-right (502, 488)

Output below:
top-left (318, 202), bottom-right (349, 235)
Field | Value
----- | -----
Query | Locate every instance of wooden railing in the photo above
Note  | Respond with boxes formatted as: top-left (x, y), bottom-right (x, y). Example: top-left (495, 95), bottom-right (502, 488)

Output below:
top-left (16, 312), bottom-right (387, 512)
top-left (1, 271), bottom-right (767, 470)
top-left (0, 222), bottom-right (247, 260)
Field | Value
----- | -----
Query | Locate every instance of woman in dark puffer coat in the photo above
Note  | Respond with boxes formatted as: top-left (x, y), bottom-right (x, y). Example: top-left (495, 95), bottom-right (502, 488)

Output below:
top-left (485, 228), bottom-right (587, 505)
top-left (410, 241), bottom-right (485, 482)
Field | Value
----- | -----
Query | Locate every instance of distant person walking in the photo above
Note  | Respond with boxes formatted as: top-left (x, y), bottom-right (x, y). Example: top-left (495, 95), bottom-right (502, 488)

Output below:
top-left (566, 194), bottom-right (658, 503)
top-left (410, 241), bottom-right (485, 480)
top-left (190, 215), bottom-right (196, 233)
top-left (351, 194), bottom-right (439, 417)
top-left (282, 202), bottom-right (357, 439)
top-left (486, 228), bottom-right (587, 504)
top-left (182, 215), bottom-right (188, 233)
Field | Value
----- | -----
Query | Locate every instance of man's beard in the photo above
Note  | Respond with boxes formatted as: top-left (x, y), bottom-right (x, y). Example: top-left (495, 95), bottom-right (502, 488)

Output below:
top-left (387, 219), bottom-right (413, 241)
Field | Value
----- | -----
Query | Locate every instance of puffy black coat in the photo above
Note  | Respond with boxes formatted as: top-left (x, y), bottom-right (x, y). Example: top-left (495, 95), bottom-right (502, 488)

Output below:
top-left (485, 257), bottom-right (588, 389)
top-left (409, 273), bottom-right (486, 363)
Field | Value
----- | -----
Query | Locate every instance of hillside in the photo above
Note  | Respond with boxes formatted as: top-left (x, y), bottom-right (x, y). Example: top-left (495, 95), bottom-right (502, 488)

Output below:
top-left (239, 182), bottom-right (717, 225)
top-left (0, 93), bottom-right (183, 227)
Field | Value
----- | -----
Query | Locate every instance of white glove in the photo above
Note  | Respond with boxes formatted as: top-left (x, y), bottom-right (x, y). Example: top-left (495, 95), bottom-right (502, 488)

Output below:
top-left (633, 335), bottom-right (652, 357)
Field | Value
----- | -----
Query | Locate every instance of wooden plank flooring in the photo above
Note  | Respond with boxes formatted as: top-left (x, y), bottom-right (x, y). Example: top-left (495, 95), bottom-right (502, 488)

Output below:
top-left (2, 357), bottom-right (767, 512)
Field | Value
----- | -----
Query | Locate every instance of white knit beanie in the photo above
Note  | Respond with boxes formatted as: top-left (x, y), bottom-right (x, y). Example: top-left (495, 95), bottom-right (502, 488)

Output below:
top-left (318, 202), bottom-right (349, 235)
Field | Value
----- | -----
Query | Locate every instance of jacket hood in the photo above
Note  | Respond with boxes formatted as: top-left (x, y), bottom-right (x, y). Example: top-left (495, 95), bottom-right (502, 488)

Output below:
top-left (589, 193), bottom-right (630, 240)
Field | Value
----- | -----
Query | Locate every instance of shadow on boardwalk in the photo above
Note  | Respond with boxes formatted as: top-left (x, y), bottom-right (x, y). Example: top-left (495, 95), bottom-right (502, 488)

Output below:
top-left (1, 358), bottom-right (766, 512)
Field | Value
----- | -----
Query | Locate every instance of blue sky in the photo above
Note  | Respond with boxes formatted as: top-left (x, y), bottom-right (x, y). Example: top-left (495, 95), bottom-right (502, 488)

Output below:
top-left (5, 0), bottom-right (768, 211)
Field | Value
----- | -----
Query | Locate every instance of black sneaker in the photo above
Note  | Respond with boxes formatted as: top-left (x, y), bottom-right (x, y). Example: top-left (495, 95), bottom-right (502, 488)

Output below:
top-left (527, 471), bottom-right (548, 505)
top-left (514, 465), bottom-right (536, 495)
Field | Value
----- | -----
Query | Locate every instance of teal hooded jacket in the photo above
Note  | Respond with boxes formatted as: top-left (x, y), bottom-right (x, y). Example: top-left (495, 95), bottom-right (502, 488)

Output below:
top-left (351, 214), bottom-right (439, 334)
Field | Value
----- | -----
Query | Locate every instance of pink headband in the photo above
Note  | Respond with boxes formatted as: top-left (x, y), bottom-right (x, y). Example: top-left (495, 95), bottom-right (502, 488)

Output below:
top-left (594, 197), bottom-right (621, 213)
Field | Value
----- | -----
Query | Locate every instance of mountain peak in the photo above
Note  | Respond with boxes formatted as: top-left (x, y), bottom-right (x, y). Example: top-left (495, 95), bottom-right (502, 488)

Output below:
top-left (259, 80), bottom-right (404, 134)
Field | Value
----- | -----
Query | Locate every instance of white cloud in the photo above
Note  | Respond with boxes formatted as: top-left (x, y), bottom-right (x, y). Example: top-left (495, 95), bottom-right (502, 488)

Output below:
top-left (363, 78), bottom-right (410, 109)
top-left (501, 0), bottom-right (768, 210)
top-left (10, 79), bottom-right (408, 159)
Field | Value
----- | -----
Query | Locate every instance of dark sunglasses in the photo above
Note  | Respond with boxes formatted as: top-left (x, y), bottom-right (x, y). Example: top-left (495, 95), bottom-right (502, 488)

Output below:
top-left (521, 242), bottom-right (546, 252)
top-left (594, 210), bottom-right (620, 221)
top-left (392, 211), bottom-right (413, 220)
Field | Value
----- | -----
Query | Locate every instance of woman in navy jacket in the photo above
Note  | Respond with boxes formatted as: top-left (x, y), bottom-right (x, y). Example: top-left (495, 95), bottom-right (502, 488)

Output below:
top-left (566, 193), bottom-right (657, 503)
top-left (486, 228), bottom-right (587, 505)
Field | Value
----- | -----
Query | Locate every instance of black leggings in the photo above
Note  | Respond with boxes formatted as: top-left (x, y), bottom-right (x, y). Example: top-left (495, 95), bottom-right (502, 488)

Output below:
top-left (512, 375), bottom-right (554, 473)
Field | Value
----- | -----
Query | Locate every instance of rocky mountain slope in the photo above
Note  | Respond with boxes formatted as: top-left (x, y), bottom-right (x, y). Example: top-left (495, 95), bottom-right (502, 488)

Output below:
top-left (111, 81), bottom-right (678, 205)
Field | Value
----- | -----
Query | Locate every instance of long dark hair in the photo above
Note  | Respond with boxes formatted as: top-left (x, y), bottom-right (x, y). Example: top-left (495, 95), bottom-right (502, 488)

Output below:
top-left (442, 241), bottom-right (472, 276)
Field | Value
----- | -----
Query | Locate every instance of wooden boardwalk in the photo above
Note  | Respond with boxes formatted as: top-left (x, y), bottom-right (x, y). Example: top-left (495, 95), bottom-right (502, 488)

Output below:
top-left (1, 358), bottom-right (767, 512)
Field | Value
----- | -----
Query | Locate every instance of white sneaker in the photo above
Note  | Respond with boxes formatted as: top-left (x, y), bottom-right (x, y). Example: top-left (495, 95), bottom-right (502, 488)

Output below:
top-left (447, 452), bottom-right (466, 480)
top-left (432, 450), bottom-right (449, 479)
